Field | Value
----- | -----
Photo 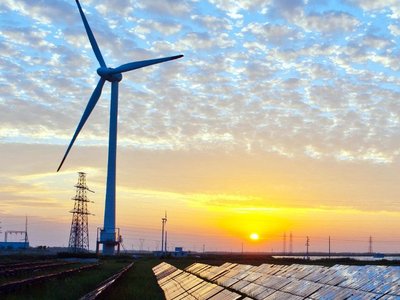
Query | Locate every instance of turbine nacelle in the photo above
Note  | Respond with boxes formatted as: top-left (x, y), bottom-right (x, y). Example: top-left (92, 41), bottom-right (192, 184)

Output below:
top-left (97, 67), bottom-right (123, 82)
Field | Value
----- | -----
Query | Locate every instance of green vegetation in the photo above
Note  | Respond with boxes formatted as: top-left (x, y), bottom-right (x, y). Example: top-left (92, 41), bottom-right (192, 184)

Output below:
top-left (98, 258), bottom-right (165, 300)
top-left (0, 262), bottom-right (82, 285)
top-left (2, 259), bottom-right (128, 300)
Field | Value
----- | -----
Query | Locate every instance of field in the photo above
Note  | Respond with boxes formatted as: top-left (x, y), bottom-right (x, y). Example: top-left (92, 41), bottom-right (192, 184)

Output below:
top-left (1, 254), bottom-right (399, 299)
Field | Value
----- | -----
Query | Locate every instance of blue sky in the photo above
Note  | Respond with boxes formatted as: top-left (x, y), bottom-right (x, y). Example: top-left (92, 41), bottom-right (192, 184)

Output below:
top-left (1, 0), bottom-right (400, 251)
top-left (2, 0), bottom-right (400, 162)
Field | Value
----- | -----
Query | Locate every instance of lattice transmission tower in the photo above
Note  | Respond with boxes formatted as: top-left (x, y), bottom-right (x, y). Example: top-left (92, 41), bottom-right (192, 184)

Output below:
top-left (68, 172), bottom-right (94, 252)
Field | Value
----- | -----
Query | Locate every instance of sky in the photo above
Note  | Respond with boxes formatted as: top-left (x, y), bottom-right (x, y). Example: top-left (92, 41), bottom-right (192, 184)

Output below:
top-left (1, 0), bottom-right (400, 253)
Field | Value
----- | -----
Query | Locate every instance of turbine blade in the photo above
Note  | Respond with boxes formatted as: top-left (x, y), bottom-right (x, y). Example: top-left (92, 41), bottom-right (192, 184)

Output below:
top-left (75, 0), bottom-right (106, 68)
top-left (57, 78), bottom-right (106, 172)
top-left (112, 54), bottom-right (183, 74)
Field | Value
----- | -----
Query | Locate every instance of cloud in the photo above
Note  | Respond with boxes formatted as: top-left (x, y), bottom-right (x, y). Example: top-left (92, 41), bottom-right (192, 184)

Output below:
top-left (134, 19), bottom-right (183, 38)
top-left (242, 23), bottom-right (302, 46)
top-left (0, 0), bottom-right (77, 25)
top-left (388, 24), bottom-right (400, 36)
top-left (2, 0), bottom-right (400, 176)
top-left (345, 0), bottom-right (399, 12)
top-left (135, 0), bottom-right (193, 17)
top-left (295, 11), bottom-right (360, 34)
top-left (191, 15), bottom-right (233, 32)
top-left (208, 0), bottom-right (273, 19)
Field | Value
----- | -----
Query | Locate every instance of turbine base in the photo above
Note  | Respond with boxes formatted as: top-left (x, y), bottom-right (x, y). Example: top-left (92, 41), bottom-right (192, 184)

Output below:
top-left (96, 227), bottom-right (122, 255)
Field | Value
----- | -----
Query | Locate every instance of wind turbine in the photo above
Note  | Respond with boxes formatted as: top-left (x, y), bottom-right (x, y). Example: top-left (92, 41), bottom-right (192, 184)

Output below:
top-left (57, 0), bottom-right (183, 255)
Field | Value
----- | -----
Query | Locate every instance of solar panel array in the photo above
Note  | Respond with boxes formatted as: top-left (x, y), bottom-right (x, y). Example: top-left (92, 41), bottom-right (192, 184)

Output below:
top-left (153, 262), bottom-right (400, 300)
top-left (153, 262), bottom-right (242, 300)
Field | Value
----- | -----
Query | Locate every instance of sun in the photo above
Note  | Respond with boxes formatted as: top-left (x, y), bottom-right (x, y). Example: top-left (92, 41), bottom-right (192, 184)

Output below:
top-left (250, 233), bottom-right (259, 240)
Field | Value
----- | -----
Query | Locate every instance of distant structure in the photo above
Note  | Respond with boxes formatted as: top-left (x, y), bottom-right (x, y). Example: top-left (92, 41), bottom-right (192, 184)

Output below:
top-left (161, 212), bottom-right (168, 255)
top-left (139, 238), bottom-right (145, 252)
top-left (289, 232), bottom-right (293, 254)
top-left (172, 247), bottom-right (187, 257)
top-left (283, 232), bottom-right (286, 254)
top-left (369, 236), bottom-right (373, 254)
top-left (305, 236), bottom-right (310, 260)
top-left (328, 236), bottom-right (331, 258)
top-left (0, 216), bottom-right (29, 250)
top-left (68, 172), bottom-right (93, 252)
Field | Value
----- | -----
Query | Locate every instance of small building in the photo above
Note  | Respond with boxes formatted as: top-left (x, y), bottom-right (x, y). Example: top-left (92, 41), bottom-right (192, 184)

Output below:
top-left (172, 247), bottom-right (187, 257)
top-left (153, 247), bottom-right (188, 257)
top-left (0, 241), bottom-right (29, 250)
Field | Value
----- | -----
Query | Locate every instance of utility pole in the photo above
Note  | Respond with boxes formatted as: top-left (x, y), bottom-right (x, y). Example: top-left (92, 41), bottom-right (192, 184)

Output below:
top-left (161, 211), bottom-right (167, 255)
top-left (328, 236), bottom-right (331, 259)
top-left (289, 232), bottom-right (293, 254)
top-left (369, 236), bottom-right (373, 254)
top-left (155, 240), bottom-right (160, 251)
top-left (24, 216), bottom-right (29, 244)
top-left (139, 238), bottom-right (145, 252)
top-left (283, 232), bottom-right (286, 255)
top-left (306, 236), bottom-right (310, 260)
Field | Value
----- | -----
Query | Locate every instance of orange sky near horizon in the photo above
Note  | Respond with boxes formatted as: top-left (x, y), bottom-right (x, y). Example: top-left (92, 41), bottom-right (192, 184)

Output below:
top-left (1, 144), bottom-right (400, 253)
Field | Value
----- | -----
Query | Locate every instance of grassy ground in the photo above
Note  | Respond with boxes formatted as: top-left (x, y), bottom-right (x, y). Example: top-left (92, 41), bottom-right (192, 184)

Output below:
top-left (2, 259), bottom-right (129, 300)
top-left (0, 262), bottom-right (82, 285)
top-left (98, 257), bottom-right (165, 300)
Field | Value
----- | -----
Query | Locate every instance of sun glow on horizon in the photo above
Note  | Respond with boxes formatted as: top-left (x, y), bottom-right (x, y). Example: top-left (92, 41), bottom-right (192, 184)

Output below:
top-left (250, 233), bottom-right (259, 240)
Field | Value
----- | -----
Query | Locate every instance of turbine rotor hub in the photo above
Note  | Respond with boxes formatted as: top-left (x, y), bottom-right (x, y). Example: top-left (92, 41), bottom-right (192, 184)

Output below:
top-left (97, 67), bottom-right (122, 82)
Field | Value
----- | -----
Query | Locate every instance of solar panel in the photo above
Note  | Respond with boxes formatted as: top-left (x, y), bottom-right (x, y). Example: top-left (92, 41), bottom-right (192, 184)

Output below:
top-left (333, 287), bottom-right (358, 299)
top-left (308, 285), bottom-right (348, 300)
top-left (217, 265), bottom-right (256, 287)
top-left (377, 294), bottom-right (400, 300)
top-left (301, 266), bottom-right (331, 282)
top-left (258, 275), bottom-right (293, 290)
top-left (254, 287), bottom-right (278, 300)
top-left (187, 263), bottom-right (212, 276)
top-left (387, 283), bottom-right (400, 296)
top-left (161, 279), bottom-right (186, 300)
top-left (196, 284), bottom-right (225, 299)
top-left (345, 289), bottom-right (381, 300)
top-left (154, 265), bottom-right (179, 281)
top-left (230, 279), bottom-right (253, 291)
top-left (172, 292), bottom-right (197, 300)
top-left (318, 273), bottom-right (347, 286)
top-left (245, 272), bottom-right (264, 282)
top-left (280, 279), bottom-right (324, 298)
top-left (218, 275), bottom-right (241, 288)
top-left (262, 290), bottom-right (304, 300)
top-left (363, 280), bottom-right (393, 294)
top-left (202, 263), bottom-right (237, 281)
top-left (189, 282), bottom-right (220, 299)
top-left (154, 262), bottom-right (400, 300)
top-left (158, 269), bottom-right (183, 286)
top-left (239, 282), bottom-right (263, 297)
top-left (288, 268), bottom-right (316, 280)
top-left (252, 264), bottom-right (276, 274)
top-left (207, 289), bottom-right (242, 300)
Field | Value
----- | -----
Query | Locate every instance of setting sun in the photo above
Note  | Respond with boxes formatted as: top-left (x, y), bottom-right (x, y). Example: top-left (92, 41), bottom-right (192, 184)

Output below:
top-left (250, 233), bottom-right (259, 240)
